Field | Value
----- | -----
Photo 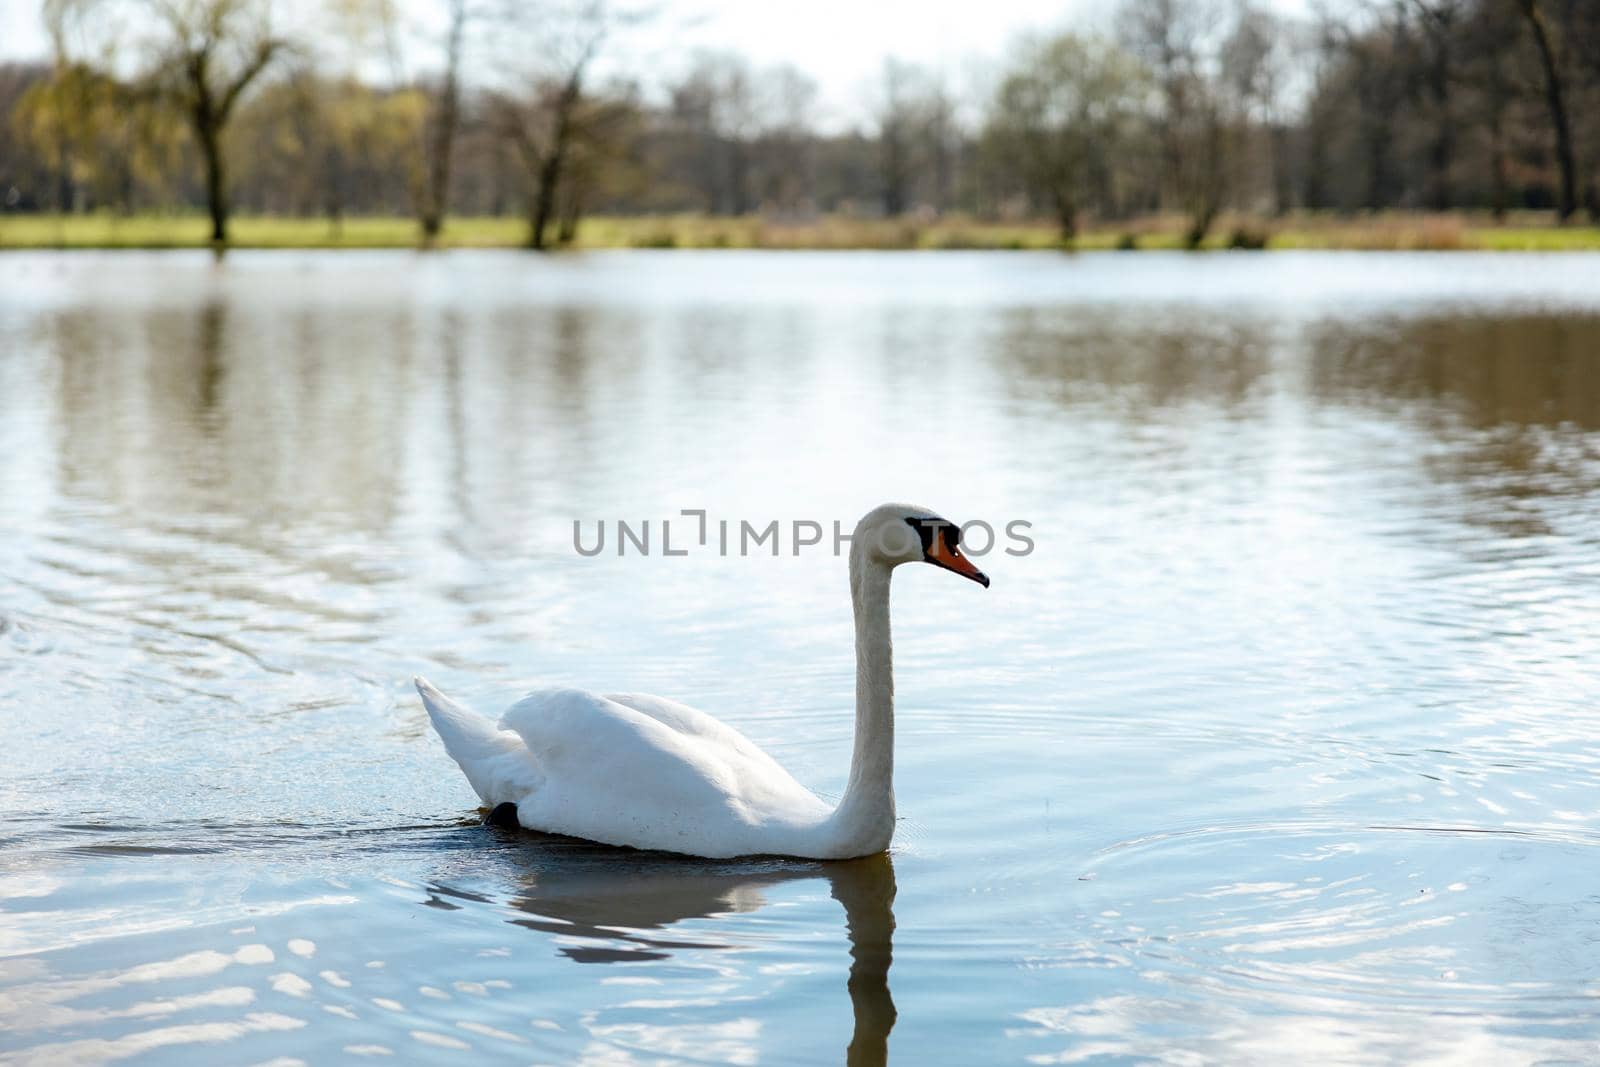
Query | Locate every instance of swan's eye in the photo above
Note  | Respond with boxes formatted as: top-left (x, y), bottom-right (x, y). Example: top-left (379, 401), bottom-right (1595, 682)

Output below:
top-left (903, 516), bottom-right (958, 558)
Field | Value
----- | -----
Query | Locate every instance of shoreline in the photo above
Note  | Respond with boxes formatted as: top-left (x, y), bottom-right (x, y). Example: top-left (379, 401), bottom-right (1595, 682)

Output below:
top-left (3, 213), bottom-right (1599, 252)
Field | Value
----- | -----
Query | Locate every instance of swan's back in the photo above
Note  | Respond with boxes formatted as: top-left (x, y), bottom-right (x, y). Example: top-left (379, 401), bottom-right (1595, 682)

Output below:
top-left (419, 679), bottom-right (833, 857)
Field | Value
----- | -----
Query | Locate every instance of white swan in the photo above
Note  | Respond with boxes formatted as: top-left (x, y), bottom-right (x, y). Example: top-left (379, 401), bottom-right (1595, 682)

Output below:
top-left (415, 503), bottom-right (989, 860)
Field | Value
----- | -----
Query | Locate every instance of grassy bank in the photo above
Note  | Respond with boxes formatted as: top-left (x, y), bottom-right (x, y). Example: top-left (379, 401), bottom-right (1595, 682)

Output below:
top-left (2, 212), bottom-right (1598, 251)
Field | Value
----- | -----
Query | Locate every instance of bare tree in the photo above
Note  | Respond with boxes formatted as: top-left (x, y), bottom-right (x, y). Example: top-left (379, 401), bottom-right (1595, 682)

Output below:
top-left (494, 0), bottom-right (647, 248)
top-left (1454, 0), bottom-right (1518, 220)
top-left (659, 54), bottom-right (820, 216)
top-left (1221, 2), bottom-right (1295, 214)
top-left (869, 60), bottom-right (967, 219)
top-left (873, 58), bottom-right (917, 217)
top-left (920, 76), bottom-right (959, 215)
top-left (1120, 0), bottom-right (1232, 247)
top-left (1408, 0), bottom-right (1460, 211)
top-left (1517, 0), bottom-right (1577, 221)
top-left (420, 0), bottom-right (468, 243)
top-left (752, 64), bottom-right (818, 214)
top-left (1319, 6), bottom-right (1408, 212)
top-left (555, 85), bottom-right (641, 241)
top-left (668, 52), bottom-right (762, 215)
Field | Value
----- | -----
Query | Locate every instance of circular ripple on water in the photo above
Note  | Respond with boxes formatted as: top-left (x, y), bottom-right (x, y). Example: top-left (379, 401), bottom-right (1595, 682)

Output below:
top-left (1011, 821), bottom-right (1600, 1064)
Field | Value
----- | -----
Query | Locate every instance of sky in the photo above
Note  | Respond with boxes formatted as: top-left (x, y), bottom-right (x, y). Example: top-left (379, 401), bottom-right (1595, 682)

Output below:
top-left (0, 0), bottom-right (1310, 125)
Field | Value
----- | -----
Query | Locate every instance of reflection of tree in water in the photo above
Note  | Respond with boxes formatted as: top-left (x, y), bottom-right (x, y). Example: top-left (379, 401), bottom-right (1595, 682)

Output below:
top-left (48, 295), bottom-right (419, 528)
top-left (999, 308), bottom-right (1600, 539)
top-left (995, 307), bottom-right (1279, 414)
top-left (52, 301), bottom-right (233, 508)
top-left (1305, 314), bottom-right (1600, 432)
top-left (1306, 314), bottom-right (1600, 541)
top-left (999, 307), bottom-right (1600, 435)
top-left (449, 837), bottom-right (897, 1065)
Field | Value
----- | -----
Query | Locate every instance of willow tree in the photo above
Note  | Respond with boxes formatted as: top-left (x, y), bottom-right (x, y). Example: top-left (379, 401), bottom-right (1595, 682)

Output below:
top-left (46, 0), bottom-right (288, 246)
top-left (13, 61), bottom-right (132, 211)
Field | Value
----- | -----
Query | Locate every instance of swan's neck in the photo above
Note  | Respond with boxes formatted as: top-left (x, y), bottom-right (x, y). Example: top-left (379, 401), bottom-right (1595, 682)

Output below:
top-left (830, 552), bottom-right (896, 853)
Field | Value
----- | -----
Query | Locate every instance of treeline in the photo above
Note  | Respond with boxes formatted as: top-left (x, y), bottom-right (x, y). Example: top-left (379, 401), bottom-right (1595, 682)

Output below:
top-left (2, 0), bottom-right (1597, 249)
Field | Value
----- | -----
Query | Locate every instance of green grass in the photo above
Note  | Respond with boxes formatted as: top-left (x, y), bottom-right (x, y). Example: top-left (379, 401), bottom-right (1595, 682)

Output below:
top-left (2, 211), bottom-right (1598, 251)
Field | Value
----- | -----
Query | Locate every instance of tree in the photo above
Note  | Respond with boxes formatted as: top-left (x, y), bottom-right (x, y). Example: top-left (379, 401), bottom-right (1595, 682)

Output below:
top-left (0, 63), bottom-right (59, 211)
top-left (1220, 2), bottom-right (1295, 215)
top-left (873, 58), bottom-right (918, 217)
top-left (45, 0), bottom-right (288, 246)
top-left (420, 0), bottom-right (468, 243)
top-left (492, 0), bottom-right (645, 249)
top-left (983, 33), bottom-right (1147, 243)
top-left (232, 69), bottom-right (424, 224)
top-left (1517, 0), bottom-right (1577, 221)
top-left (1316, 6), bottom-right (1408, 213)
top-left (663, 52), bottom-right (761, 215)
top-left (555, 85), bottom-right (643, 241)
top-left (919, 76), bottom-right (960, 216)
top-left (1459, 0), bottom-right (1516, 219)
top-left (868, 60), bottom-right (964, 219)
top-left (1119, 0), bottom-right (1232, 247)
top-left (13, 61), bottom-right (131, 212)
top-left (1408, 0), bottom-right (1461, 211)
top-left (752, 64), bottom-right (818, 214)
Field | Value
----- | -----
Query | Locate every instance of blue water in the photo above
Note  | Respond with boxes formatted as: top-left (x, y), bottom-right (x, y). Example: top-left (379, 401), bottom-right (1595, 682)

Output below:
top-left (1, 250), bottom-right (1598, 1065)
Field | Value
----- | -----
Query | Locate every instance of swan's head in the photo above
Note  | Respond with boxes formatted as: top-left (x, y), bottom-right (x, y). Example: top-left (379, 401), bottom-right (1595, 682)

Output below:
top-left (854, 503), bottom-right (990, 588)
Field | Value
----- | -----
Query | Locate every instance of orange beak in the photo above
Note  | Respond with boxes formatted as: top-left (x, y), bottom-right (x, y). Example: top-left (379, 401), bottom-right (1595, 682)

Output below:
top-left (928, 538), bottom-right (990, 588)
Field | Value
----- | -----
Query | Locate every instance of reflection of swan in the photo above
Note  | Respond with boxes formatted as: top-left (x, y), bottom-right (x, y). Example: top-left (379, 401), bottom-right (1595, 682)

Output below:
top-left (494, 843), bottom-right (898, 1063)
top-left (416, 503), bottom-right (988, 859)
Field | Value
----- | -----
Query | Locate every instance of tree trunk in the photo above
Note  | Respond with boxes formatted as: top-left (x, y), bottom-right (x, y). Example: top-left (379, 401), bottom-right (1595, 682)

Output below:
top-left (1486, 58), bottom-right (1510, 222)
top-left (1489, 136), bottom-right (1509, 222)
top-left (1303, 106), bottom-right (1328, 210)
top-left (1185, 109), bottom-right (1226, 249)
top-left (421, 0), bottom-right (466, 244)
top-left (1518, 0), bottom-right (1577, 221)
top-left (529, 144), bottom-right (563, 250)
top-left (55, 157), bottom-right (74, 214)
top-left (1185, 203), bottom-right (1217, 250)
top-left (881, 121), bottom-right (906, 217)
top-left (1053, 190), bottom-right (1078, 245)
top-left (1427, 124), bottom-right (1455, 211)
top-left (527, 193), bottom-right (547, 250)
top-left (1359, 88), bottom-right (1394, 209)
top-left (197, 118), bottom-right (228, 246)
top-left (1420, 11), bottom-right (1456, 211)
top-left (728, 139), bottom-right (750, 215)
top-left (1269, 122), bottom-right (1291, 216)
top-left (526, 71), bottom-right (585, 250)
top-left (558, 186), bottom-right (583, 244)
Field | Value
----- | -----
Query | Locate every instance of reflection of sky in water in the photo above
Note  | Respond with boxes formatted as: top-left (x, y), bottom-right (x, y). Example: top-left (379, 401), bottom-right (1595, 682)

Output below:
top-left (0, 251), bottom-right (1598, 1064)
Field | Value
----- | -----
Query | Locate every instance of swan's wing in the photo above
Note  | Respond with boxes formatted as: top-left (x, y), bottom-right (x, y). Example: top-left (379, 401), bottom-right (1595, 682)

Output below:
top-left (605, 691), bottom-right (795, 779)
top-left (499, 688), bottom-right (801, 794)
top-left (498, 687), bottom-right (734, 797)
top-left (495, 688), bottom-right (829, 853)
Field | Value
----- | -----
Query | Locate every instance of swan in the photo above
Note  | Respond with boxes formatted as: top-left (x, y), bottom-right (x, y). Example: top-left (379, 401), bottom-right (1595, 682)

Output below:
top-left (414, 503), bottom-right (989, 860)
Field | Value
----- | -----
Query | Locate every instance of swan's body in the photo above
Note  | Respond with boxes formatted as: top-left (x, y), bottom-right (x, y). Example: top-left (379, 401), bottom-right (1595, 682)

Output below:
top-left (416, 503), bottom-right (988, 860)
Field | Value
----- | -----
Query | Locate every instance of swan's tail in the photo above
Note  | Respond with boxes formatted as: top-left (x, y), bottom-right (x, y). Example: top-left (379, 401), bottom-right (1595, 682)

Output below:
top-left (414, 676), bottom-right (535, 807)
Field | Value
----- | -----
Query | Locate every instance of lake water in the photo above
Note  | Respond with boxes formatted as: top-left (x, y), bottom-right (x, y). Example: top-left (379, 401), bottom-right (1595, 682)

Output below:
top-left (2, 250), bottom-right (1599, 1065)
